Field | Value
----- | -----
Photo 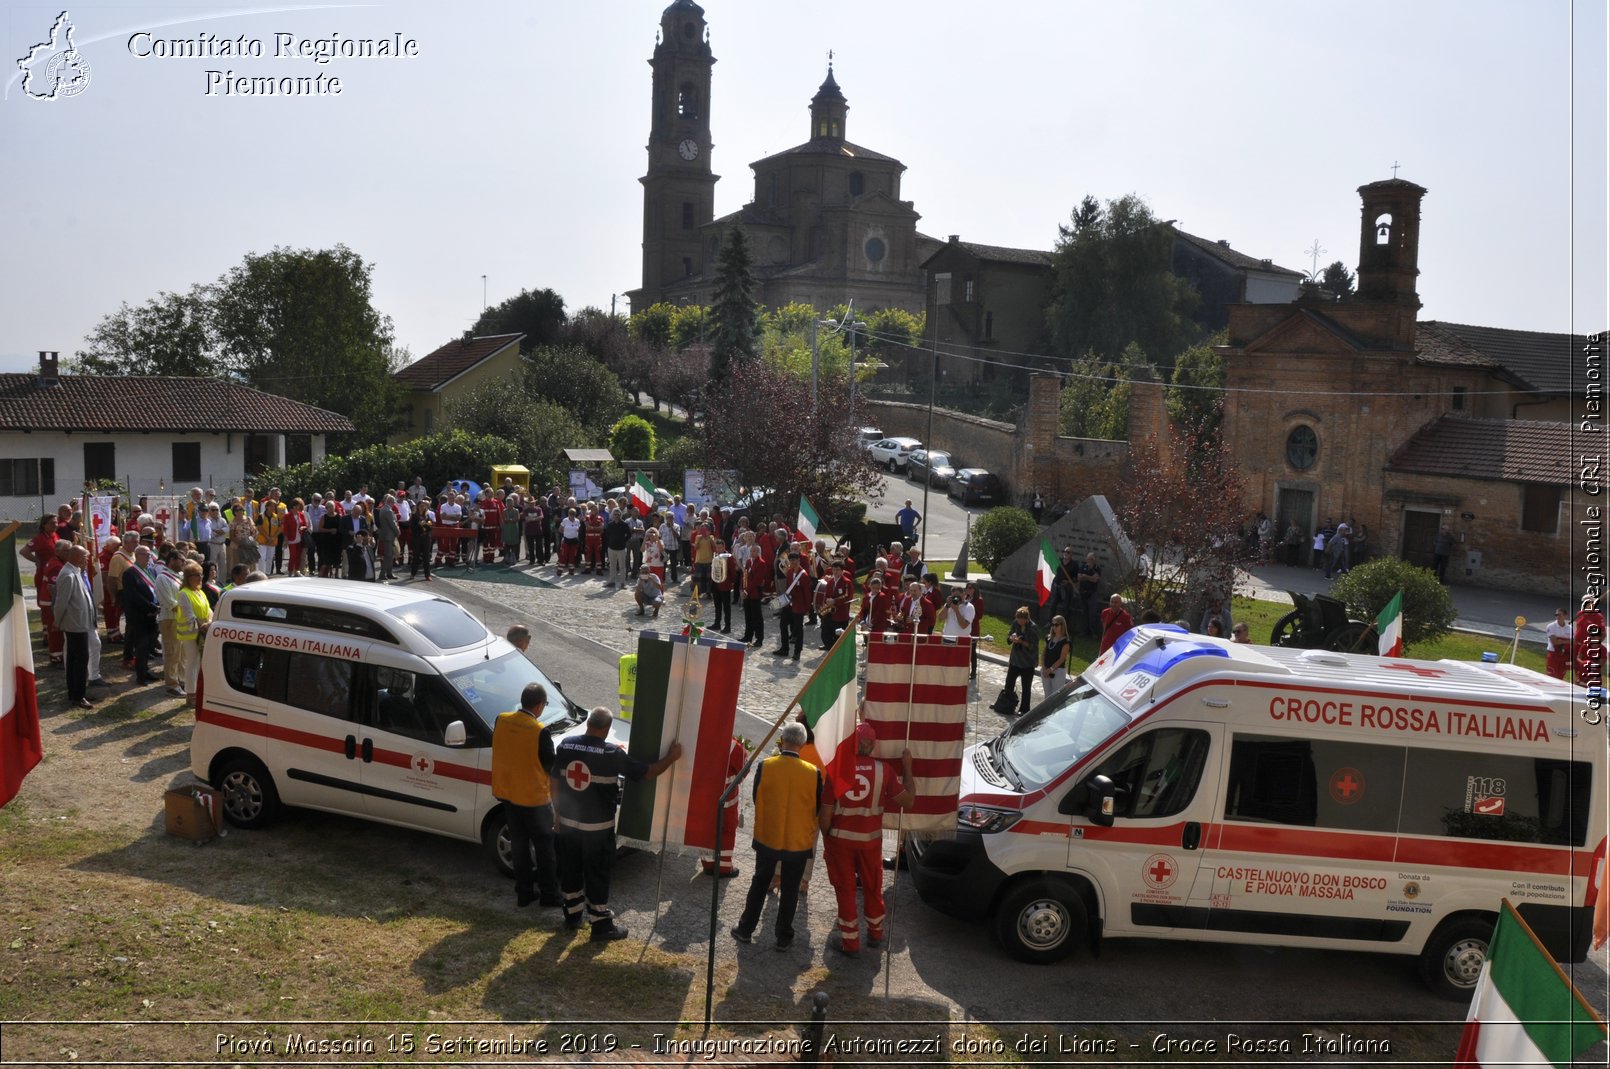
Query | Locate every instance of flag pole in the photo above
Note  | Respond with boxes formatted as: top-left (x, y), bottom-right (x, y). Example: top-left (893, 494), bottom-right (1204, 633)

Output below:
top-left (651, 630), bottom-right (699, 942)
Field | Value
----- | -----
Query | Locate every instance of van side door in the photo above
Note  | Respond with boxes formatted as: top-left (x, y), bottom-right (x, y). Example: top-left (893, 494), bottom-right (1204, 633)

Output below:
top-left (351, 662), bottom-right (490, 840)
top-left (1061, 722), bottom-right (1224, 935)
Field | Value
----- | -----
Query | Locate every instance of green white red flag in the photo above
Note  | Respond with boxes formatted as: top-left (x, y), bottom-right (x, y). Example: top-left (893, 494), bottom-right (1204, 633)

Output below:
top-left (1, 526), bottom-right (42, 809)
top-left (617, 630), bottom-right (745, 852)
top-left (629, 473), bottom-right (656, 517)
top-left (1376, 589), bottom-right (1404, 657)
top-left (797, 624), bottom-right (858, 798)
top-left (1453, 899), bottom-right (1605, 1068)
top-left (796, 495), bottom-right (820, 544)
top-left (1034, 538), bottom-right (1058, 607)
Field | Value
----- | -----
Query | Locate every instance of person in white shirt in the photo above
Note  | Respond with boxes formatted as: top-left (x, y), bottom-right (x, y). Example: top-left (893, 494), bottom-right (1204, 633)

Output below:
top-left (937, 587), bottom-right (976, 641)
top-left (153, 547), bottom-right (185, 695)
top-left (558, 508), bottom-right (583, 576)
top-left (1545, 607), bottom-right (1573, 679)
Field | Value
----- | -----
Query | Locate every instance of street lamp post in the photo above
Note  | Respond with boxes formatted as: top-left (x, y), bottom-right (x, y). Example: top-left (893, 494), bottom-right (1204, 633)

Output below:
top-left (847, 319), bottom-right (868, 427)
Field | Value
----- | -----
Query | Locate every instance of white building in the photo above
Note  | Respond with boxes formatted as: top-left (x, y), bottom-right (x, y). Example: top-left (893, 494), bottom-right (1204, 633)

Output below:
top-left (0, 353), bottom-right (352, 521)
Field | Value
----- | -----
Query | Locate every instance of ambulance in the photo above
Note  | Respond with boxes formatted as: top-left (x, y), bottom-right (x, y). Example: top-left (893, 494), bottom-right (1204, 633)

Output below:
top-left (189, 579), bottom-right (599, 876)
top-left (909, 625), bottom-right (1605, 998)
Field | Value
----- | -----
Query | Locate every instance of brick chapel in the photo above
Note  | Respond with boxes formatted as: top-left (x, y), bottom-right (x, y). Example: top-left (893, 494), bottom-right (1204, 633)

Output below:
top-left (625, 0), bottom-right (936, 315)
top-left (1219, 178), bottom-right (1583, 596)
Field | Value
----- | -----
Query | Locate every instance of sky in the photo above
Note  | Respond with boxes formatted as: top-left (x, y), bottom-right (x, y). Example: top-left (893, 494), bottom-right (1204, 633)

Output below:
top-left (1, 0), bottom-right (1605, 375)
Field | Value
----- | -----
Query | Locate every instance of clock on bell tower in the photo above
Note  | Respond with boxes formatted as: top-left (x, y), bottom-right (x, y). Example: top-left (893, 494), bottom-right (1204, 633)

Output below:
top-left (632, 0), bottom-right (718, 307)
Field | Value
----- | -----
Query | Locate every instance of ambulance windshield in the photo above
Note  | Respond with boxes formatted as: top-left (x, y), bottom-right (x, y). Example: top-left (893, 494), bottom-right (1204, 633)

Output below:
top-left (445, 651), bottom-right (579, 732)
top-left (998, 681), bottom-right (1129, 792)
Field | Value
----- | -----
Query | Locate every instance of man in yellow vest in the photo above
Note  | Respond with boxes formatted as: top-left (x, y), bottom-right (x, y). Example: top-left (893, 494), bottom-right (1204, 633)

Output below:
top-left (731, 722), bottom-right (822, 951)
top-left (491, 683), bottom-right (562, 909)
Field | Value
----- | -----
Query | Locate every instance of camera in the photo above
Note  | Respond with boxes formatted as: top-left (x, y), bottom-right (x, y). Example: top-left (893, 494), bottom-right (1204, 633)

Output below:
top-left (949, 594), bottom-right (961, 604)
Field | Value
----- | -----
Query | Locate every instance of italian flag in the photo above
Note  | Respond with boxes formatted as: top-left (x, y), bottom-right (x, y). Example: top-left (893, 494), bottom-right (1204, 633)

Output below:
top-left (1375, 589), bottom-right (1404, 657)
top-left (796, 494), bottom-right (820, 544)
top-left (617, 630), bottom-right (745, 852)
top-left (1453, 900), bottom-right (1605, 1067)
top-left (629, 473), bottom-right (656, 517)
top-left (0, 526), bottom-right (42, 809)
top-left (798, 625), bottom-right (858, 798)
top-left (1034, 538), bottom-right (1058, 607)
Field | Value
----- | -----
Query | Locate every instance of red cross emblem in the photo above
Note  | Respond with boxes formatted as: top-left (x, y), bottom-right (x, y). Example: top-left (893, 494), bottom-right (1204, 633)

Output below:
top-left (1384, 663), bottom-right (1447, 678)
top-left (92, 513), bottom-right (104, 529)
top-left (564, 760), bottom-right (592, 791)
top-left (411, 752), bottom-right (433, 775)
top-left (1142, 853), bottom-right (1178, 890)
top-left (155, 509), bottom-right (171, 524)
top-left (1329, 766), bottom-right (1364, 805)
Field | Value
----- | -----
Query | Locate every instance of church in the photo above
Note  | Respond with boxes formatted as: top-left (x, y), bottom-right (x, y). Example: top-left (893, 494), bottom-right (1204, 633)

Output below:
top-left (624, 0), bottom-right (936, 315)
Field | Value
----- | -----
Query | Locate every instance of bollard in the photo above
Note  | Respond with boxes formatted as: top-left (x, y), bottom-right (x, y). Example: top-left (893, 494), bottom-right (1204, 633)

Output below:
top-left (800, 990), bottom-right (830, 1065)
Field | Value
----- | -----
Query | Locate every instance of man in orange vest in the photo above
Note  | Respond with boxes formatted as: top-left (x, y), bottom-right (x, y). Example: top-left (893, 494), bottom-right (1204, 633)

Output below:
top-left (820, 720), bottom-right (913, 955)
top-left (731, 722), bottom-right (821, 950)
top-left (491, 683), bottom-right (562, 909)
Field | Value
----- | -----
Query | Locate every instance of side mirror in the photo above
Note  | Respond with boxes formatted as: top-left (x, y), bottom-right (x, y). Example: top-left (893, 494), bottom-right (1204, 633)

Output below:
top-left (1087, 774), bottom-right (1116, 827)
top-left (443, 720), bottom-right (467, 747)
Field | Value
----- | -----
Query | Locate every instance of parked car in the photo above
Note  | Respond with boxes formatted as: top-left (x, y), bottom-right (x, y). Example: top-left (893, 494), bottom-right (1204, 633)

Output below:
top-left (856, 426), bottom-right (884, 450)
top-left (867, 436), bottom-right (923, 472)
top-left (905, 449), bottom-right (956, 488)
top-left (948, 468), bottom-right (1003, 506)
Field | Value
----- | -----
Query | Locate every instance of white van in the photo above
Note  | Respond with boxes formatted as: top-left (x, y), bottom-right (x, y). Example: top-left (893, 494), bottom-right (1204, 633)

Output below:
top-left (189, 579), bottom-right (596, 875)
top-left (910, 626), bottom-right (1605, 998)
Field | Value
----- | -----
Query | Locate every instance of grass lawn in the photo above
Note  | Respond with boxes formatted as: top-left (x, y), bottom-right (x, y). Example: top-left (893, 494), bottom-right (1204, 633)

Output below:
top-left (973, 595), bottom-right (1547, 677)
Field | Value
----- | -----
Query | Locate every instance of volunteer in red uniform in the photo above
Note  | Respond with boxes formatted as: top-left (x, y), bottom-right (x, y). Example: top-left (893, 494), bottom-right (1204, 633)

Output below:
top-left (820, 720), bottom-right (913, 955)
top-left (701, 736), bottom-right (746, 878)
top-left (820, 560), bottom-right (856, 650)
top-left (22, 516), bottom-right (63, 665)
top-left (583, 505), bottom-right (606, 575)
top-left (739, 547), bottom-right (768, 648)
top-left (858, 575), bottom-right (893, 633)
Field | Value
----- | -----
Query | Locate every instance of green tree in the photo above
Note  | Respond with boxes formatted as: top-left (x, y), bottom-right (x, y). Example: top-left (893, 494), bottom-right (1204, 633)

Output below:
top-left (251, 429), bottom-right (518, 503)
top-left (709, 229), bottom-right (758, 380)
top-left (1319, 260), bottom-right (1356, 299)
top-left (1046, 193), bottom-right (1200, 371)
top-left (629, 303), bottom-right (677, 349)
top-left (72, 286), bottom-right (220, 376)
top-left (1059, 351), bottom-right (1131, 440)
top-left (609, 414), bottom-right (657, 461)
top-left (971, 506), bottom-right (1039, 572)
top-left (669, 303), bottom-right (710, 352)
top-left (211, 245), bottom-right (403, 447)
top-left (522, 345), bottom-right (628, 430)
top-left (1330, 558), bottom-right (1456, 650)
top-left (1165, 332), bottom-right (1227, 444)
top-left (473, 287), bottom-right (567, 351)
top-left (442, 384), bottom-right (587, 490)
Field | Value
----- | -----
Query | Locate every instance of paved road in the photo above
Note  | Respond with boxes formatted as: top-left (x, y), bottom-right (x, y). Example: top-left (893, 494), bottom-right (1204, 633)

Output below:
top-left (862, 469), bottom-right (978, 564)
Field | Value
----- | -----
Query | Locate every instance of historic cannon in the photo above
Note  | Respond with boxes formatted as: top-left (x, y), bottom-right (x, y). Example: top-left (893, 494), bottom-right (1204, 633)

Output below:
top-left (1269, 590), bottom-right (1377, 655)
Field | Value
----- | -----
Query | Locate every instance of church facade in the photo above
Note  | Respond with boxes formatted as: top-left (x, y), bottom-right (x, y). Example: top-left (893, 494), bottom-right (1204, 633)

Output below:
top-left (625, 1), bottom-right (935, 315)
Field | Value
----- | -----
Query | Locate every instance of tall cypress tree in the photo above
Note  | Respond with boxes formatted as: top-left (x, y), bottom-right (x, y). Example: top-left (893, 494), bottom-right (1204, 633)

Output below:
top-left (709, 229), bottom-right (758, 382)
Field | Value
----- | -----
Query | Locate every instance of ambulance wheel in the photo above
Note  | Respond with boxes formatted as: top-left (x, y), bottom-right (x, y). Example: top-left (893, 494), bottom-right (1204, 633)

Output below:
top-left (482, 813), bottom-right (538, 879)
top-left (1269, 611), bottom-right (1303, 647)
top-left (1418, 916), bottom-right (1494, 1000)
top-left (995, 879), bottom-right (1086, 964)
top-left (216, 756), bottom-right (280, 830)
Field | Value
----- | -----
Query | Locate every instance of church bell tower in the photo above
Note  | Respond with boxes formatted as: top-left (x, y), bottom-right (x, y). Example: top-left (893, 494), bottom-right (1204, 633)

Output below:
top-left (633, 0), bottom-right (718, 308)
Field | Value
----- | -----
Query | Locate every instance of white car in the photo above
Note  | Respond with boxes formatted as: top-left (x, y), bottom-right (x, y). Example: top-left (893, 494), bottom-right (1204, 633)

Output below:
top-left (868, 436), bottom-right (923, 472)
top-left (856, 426), bottom-right (885, 449)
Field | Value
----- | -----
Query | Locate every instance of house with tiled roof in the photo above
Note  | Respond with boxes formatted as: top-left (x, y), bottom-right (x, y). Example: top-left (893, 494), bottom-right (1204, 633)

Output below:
top-left (1220, 177), bottom-right (1592, 595)
top-left (0, 352), bottom-right (353, 521)
top-left (391, 331), bottom-right (524, 443)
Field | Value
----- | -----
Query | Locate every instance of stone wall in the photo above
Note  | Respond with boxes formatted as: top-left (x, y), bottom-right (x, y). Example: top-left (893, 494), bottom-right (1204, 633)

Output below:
top-left (857, 398), bottom-right (1020, 493)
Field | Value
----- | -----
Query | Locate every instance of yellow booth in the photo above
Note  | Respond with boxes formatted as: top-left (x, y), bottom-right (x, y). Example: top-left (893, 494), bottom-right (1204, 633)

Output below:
top-left (490, 465), bottom-right (531, 493)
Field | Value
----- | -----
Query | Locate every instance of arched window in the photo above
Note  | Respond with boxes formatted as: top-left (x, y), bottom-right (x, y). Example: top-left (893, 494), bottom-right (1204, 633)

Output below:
top-left (1286, 425), bottom-right (1318, 470)
top-left (1375, 213), bottom-right (1393, 245)
top-left (678, 83), bottom-right (698, 118)
top-left (848, 172), bottom-right (864, 197)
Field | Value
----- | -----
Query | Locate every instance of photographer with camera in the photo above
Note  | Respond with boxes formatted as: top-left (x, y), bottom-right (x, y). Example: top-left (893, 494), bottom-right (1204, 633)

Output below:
top-left (936, 583), bottom-right (976, 642)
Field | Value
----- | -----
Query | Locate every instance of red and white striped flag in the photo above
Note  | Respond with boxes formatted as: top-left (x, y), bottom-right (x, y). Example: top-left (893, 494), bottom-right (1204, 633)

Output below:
top-left (617, 630), bottom-right (745, 853)
top-left (1, 525), bottom-right (43, 809)
top-left (863, 632), bottom-right (969, 833)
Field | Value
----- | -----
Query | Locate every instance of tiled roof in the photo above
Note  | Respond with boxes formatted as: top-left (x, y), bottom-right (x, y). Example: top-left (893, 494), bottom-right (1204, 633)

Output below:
top-left (1387, 415), bottom-right (1572, 485)
top-left (754, 138), bottom-right (902, 167)
top-left (1417, 320), bottom-right (1585, 395)
top-left (1169, 226), bottom-right (1306, 278)
top-left (394, 332), bottom-right (523, 391)
top-left (949, 241), bottom-right (1053, 268)
top-left (0, 374), bottom-right (353, 434)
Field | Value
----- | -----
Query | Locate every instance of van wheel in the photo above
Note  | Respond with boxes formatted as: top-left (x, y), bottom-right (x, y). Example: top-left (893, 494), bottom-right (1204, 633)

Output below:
top-left (995, 879), bottom-right (1086, 964)
top-left (483, 814), bottom-right (517, 878)
top-left (216, 757), bottom-right (280, 830)
top-left (1419, 916), bottom-right (1494, 1000)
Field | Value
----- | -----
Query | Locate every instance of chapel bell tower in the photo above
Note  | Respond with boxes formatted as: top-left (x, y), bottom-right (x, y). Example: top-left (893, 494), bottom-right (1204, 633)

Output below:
top-left (1355, 177), bottom-right (1427, 306)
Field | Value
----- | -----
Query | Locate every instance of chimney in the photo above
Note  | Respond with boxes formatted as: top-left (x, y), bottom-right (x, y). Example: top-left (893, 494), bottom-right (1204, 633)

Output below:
top-left (38, 351), bottom-right (59, 388)
top-left (1217, 239), bottom-right (1231, 248)
top-left (948, 234), bottom-right (959, 244)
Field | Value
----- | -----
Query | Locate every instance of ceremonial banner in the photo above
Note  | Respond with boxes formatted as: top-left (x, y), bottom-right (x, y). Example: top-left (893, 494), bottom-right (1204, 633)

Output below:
top-left (863, 632), bottom-right (969, 833)
top-left (86, 496), bottom-right (114, 547)
top-left (618, 630), bottom-right (746, 852)
top-left (144, 495), bottom-right (184, 543)
top-left (0, 526), bottom-right (42, 809)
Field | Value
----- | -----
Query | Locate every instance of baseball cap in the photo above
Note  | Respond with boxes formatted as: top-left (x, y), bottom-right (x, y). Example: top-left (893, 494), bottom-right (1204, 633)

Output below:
top-left (855, 722), bottom-right (878, 746)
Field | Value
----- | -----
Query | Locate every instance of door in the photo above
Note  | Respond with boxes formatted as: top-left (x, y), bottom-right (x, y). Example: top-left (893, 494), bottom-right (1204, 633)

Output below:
top-left (1273, 488), bottom-right (1313, 565)
top-left (354, 663), bottom-right (486, 839)
top-left (1062, 722), bottom-right (1224, 935)
top-left (1401, 509), bottom-right (1441, 567)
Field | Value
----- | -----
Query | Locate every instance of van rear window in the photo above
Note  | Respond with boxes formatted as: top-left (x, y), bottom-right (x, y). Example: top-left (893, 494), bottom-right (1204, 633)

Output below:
top-left (1399, 751), bottom-right (1591, 847)
top-left (387, 598), bottom-right (488, 650)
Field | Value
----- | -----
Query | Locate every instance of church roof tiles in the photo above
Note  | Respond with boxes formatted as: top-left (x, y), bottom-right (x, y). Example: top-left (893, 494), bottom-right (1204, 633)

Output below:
top-left (1416, 320), bottom-right (1585, 395)
top-left (1387, 415), bottom-right (1571, 486)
